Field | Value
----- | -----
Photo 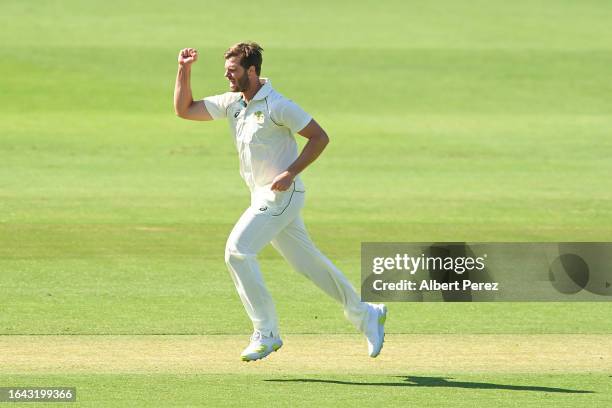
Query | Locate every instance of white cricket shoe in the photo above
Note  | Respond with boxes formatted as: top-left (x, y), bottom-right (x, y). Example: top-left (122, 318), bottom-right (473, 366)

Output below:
top-left (240, 331), bottom-right (283, 362)
top-left (364, 303), bottom-right (387, 358)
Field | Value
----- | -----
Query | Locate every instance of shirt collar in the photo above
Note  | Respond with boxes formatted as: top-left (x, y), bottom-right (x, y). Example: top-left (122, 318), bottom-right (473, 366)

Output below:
top-left (251, 78), bottom-right (273, 101)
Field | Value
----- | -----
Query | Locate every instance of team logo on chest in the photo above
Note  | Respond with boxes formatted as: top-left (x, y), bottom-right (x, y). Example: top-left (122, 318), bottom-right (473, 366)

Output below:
top-left (254, 111), bottom-right (265, 124)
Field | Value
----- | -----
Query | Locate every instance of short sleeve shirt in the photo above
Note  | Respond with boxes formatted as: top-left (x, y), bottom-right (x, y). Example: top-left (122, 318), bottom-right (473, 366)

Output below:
top-left (203, 79), bottom-right (311, 193)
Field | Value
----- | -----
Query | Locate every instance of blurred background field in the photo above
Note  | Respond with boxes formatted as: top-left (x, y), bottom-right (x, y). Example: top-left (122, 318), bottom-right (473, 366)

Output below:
top-left (1, 0), bottom-right (611, 335)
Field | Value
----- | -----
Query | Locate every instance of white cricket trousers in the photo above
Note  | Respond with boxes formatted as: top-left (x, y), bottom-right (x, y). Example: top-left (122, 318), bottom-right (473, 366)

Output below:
top-left (224, 184), bottom-right (369, 337)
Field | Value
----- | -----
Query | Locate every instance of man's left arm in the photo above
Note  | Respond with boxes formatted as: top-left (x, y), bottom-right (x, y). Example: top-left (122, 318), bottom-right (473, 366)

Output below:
top-left (270, 119), bottom-right (329, 191)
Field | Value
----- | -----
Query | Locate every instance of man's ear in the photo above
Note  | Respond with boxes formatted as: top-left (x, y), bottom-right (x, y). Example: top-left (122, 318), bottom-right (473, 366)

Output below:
top-left (247, 65), bottom-right (256, 78)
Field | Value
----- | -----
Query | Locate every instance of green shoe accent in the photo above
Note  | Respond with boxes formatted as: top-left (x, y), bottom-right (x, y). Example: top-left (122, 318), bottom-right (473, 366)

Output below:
top-left (241, 355), bottom-right (250, 362)
top-left (256, 345), bottom-right (267, 353)
top-left (272, 343), bottom-right (281, 351)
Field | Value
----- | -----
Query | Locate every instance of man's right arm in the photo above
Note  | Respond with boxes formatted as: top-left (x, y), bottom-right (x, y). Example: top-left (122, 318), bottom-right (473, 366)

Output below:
top-left (174, 48), bottom-right (213, 121)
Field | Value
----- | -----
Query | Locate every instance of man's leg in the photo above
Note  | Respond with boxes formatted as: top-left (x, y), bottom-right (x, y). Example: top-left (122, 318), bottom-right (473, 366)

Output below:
top-left (270, 215), bottom-right (369, 332)
top-left (271, 215), bottom-right (387, 357)
top-left (224, 190), bottom-right (303, 338)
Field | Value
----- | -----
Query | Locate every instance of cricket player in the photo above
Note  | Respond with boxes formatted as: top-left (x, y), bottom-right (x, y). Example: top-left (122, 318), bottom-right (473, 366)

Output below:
top-left (173, 42), bottom-right (387, 361)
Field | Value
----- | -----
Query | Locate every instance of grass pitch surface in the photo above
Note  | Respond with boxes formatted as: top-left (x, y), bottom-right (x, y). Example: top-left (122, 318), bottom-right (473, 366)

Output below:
top-left (1, 334), bottom-right (611, 407)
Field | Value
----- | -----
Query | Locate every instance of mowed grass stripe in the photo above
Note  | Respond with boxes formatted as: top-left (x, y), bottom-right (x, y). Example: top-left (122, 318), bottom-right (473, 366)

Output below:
top-left (1, 334), bottom-right (610, 374)
top-left (0, 373), bottom-right (609, 407)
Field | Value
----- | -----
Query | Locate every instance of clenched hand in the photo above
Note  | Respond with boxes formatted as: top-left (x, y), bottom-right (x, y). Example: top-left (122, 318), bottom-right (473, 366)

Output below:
top-left (270, 171), bottom-right (295, 191)
top-left (178, 48), bottom-right (198, 66)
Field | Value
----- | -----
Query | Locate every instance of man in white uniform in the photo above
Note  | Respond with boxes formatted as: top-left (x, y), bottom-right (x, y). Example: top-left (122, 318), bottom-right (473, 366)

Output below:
top-left (174, 42), bottom-right (387, 362)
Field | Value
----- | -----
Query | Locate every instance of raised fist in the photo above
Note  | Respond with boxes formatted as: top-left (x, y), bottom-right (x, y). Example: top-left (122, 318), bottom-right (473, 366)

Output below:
top-left (178, 48), bottom-right (198, 66)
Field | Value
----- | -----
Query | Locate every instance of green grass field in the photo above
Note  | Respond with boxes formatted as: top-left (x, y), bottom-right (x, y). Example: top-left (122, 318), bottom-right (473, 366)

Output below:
top-left (1, 0), bottom-right (611, 406)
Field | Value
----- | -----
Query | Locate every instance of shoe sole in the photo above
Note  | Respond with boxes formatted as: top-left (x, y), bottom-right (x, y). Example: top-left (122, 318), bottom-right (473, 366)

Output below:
top-left (241, 342), bottom-right (283, 362)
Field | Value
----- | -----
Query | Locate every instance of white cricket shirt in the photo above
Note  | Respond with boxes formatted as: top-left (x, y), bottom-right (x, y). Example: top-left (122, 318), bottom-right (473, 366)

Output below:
top-left (203, 78), bottom-right (312, 194)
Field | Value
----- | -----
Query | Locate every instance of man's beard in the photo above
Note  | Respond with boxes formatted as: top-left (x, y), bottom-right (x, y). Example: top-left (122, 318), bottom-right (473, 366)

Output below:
top-left (232, 74), bottom-right (250, 92)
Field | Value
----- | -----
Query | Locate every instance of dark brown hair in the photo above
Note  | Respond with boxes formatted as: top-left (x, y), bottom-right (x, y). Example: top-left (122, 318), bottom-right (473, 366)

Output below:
top-left (224, 42), bottom-right (264, 76)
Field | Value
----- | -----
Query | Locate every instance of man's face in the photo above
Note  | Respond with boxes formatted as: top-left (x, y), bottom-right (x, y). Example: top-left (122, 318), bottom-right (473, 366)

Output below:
top-left (224, 56), bottom-right (250, 92)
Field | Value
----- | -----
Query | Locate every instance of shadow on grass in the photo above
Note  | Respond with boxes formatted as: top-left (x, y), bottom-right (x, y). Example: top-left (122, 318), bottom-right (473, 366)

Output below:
top-left (265, 376), bottom-right (593, 394)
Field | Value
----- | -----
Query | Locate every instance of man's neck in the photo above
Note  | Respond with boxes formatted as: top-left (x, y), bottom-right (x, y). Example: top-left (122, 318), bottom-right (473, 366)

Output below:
top-left (242, 79), bottom-right (263, 103)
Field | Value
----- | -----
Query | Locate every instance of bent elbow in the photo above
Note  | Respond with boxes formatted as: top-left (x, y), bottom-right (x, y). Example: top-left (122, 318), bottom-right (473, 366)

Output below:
top-left (320, 131), bottom-right (330, 146)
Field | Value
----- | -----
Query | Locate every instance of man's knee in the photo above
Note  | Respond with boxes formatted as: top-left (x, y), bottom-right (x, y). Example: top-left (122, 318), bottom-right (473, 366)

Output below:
top-left (225, 240), bottom-right (255, 266)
